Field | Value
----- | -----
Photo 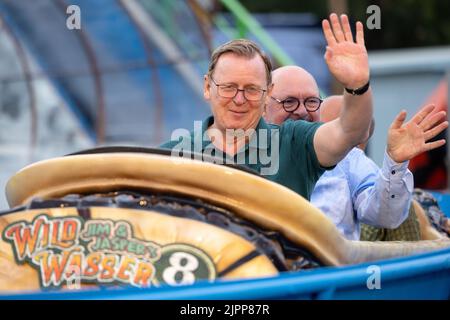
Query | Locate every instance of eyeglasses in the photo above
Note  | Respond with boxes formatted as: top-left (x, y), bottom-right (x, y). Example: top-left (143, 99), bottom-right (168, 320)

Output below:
top-left (210, 76), bottom-right (267, 101)
top-left (270, 96), bottom-right (323, 113)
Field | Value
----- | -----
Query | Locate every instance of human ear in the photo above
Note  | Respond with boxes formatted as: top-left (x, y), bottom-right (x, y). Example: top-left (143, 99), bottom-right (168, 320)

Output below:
top-left (203, 74), bottom-right (211, 100)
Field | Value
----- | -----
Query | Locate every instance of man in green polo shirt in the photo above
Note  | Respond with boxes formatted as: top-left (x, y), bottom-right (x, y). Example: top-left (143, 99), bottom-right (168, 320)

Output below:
top-left (161, 13), bottom-right (373, 200)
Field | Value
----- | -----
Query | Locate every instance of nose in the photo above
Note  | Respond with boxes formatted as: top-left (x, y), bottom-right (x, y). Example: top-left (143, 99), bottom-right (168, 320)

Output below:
top-left (292, 102), bottom-right (309, 120)
top-left (232, 90), bottom-right (246, 105)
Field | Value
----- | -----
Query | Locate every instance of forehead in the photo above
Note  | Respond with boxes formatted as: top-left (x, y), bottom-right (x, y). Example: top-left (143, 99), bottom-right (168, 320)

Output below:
top-left (212, 53), bottom-right (267, 85)
top-left (272, 72), bottom-right (319, 98)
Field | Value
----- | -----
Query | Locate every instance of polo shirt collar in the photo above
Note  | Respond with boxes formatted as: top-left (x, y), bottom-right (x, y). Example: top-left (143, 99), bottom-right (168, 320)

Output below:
top-left (196, 116), bottom-right (272, 152)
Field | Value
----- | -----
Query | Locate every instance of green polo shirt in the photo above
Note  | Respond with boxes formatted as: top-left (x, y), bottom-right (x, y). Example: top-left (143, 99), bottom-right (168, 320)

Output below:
top-left (160, 116), bottom-right (325, 200)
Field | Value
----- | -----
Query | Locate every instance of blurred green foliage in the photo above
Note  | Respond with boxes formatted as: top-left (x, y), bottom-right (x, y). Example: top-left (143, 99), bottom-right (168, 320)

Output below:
top-left (238, 0), bottom-right (450, 49)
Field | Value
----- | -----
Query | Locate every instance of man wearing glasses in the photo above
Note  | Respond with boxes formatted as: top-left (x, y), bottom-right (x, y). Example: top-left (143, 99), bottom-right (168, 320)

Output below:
top-left (264, 66), bottom-right (447, 240)
top-left (264, 66), bottom-right (323, 125)
top-left (161, 14), bottom-right (374, 200)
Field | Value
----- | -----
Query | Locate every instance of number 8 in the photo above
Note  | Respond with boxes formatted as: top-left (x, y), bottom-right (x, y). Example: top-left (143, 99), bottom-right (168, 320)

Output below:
top-left (162, 252), bottom-right (199, 285)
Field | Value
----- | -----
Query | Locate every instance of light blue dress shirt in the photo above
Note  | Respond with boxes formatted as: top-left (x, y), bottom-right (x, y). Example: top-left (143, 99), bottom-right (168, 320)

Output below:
top-left (310, 148), bottom-right (413, 240)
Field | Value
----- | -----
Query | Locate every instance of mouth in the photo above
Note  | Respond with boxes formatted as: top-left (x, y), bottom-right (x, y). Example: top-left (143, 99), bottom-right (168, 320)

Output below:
top-left (294, 114), bottom-right (311, 122)
top-left (229, 110), bottom-right (248, 115)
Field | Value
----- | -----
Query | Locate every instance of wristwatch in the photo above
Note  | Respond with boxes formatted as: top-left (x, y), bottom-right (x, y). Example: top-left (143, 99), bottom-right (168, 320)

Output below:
top-left (345, 81), bottom-right (370, 96)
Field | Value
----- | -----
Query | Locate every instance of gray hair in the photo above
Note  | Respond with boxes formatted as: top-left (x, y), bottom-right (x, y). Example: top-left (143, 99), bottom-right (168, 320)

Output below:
top-left (207, 39), bottom-right (273, 85)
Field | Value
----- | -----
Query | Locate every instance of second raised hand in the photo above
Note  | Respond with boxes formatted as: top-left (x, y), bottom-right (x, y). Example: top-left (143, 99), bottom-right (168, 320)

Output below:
top-left (387, 104), bottom-right (448, 163)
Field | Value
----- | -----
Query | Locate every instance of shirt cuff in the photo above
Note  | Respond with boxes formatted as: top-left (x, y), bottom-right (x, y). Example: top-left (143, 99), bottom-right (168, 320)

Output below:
top-left (382, 149), bottom-right (409, 176)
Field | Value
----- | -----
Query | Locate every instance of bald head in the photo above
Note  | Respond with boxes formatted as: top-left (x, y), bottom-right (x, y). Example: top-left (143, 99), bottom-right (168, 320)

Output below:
top-left (271, 66), bottom-right (318, 89)
top-left (321, 95), bottom-right (375, 150)
top-left (264, 66), bottom-right (321, 125)
top-left (320, 95), bottom-right (343, 122)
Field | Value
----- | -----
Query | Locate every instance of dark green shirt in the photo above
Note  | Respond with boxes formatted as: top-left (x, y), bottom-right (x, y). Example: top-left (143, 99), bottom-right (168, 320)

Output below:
top-left (160, 116), bottom-right (325, 200)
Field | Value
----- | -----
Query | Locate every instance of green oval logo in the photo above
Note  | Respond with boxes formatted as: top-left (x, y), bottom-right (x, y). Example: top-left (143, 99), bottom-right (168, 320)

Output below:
top-left (153, 244), bottom-right (216, 286)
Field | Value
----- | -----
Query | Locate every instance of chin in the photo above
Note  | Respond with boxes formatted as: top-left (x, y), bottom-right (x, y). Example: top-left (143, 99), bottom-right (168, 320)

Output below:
top-left (224, 121), bottom-right (246, 130)
top-left (222, 116), bottom-right (248, 129)
top-left (297, 115), bottom-right (311, 122)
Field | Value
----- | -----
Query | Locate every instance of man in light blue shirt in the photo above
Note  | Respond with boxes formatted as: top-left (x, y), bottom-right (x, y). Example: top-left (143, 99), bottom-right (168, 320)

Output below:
top-left (264, 66), bottom-right (448, 240)
top-left (311, 143), bottom-right (413, 240)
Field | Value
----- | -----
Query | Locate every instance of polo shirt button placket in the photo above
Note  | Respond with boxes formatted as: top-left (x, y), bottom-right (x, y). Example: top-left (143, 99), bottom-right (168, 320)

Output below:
top-left (391, 170), bottom-right (396, 198)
